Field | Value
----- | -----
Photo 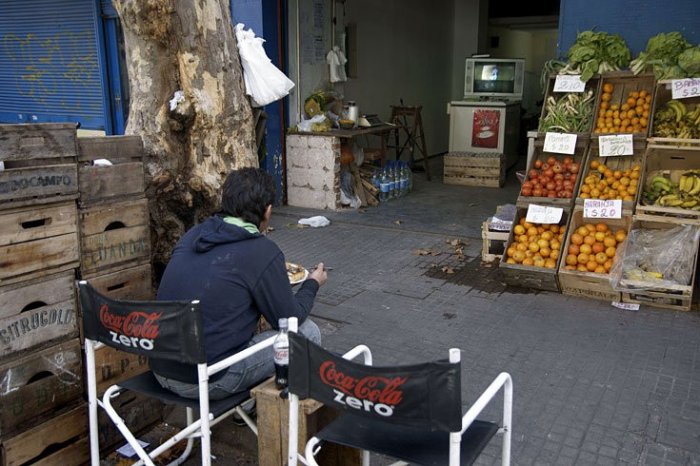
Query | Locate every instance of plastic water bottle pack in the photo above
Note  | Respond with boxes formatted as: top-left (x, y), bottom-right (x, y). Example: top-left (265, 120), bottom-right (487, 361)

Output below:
top-left (376, 161), bottom-right (412, 202)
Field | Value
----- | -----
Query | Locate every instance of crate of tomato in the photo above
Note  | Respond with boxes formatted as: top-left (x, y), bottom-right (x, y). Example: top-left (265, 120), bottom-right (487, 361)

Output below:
top-left (517, 137), bottom-right (588, 209)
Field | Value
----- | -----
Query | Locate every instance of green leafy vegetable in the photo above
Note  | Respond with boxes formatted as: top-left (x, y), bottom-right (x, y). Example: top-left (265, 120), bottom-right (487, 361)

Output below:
top-left (630, 32), bottom-right (695, 79)
top-left (566, 31), bottom-right (631, 81)
top-left (678, 46), bottom-right (700, 76)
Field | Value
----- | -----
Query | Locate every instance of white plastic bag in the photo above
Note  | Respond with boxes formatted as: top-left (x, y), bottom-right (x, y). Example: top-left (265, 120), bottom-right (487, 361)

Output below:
top-left (298, 216), bottom-right (331, 228)
top-left (235, 24), bottom-right (295, 107)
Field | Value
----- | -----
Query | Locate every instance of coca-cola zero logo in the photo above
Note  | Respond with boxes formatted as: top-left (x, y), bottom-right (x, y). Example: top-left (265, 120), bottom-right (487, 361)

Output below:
top-left (319, 360), bottom-right (407, 416)
top-left (99, 304), bottom-right (161, 350)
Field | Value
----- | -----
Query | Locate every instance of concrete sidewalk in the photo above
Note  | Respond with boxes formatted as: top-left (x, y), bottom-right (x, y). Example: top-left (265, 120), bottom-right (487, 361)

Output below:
top-left (176, 160), bottom-right (700, 465)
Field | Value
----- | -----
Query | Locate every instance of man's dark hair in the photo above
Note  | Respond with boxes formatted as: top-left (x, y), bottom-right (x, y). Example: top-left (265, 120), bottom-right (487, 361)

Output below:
top-left (221, 167), bottom-right (275, 227)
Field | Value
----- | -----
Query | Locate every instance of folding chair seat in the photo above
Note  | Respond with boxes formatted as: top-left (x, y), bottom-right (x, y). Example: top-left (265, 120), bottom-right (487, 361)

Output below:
top-left (78, 280), bottom-right (276, 466)
top-left (286, 322), bottom-right (512, 466)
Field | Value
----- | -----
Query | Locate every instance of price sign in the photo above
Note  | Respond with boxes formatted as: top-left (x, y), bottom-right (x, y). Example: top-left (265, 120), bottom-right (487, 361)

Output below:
top-left (543, 132), bottom-right (577, 155)
top-left (671, 78), bottom-right (700, 99)
top-left (553, 75), bottom-right (586, 92)
top-left (612, 301), bottom-right (640, 311)
top-left (583, 199), bottom-right (622, 219)
top-left (598, 134), bottom-right (634, 157)
top-left (525, 204), bottom-right (563, 224)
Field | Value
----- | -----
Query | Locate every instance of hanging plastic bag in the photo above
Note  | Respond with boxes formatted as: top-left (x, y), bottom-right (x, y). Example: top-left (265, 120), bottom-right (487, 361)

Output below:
top-left (610, 223), bottom-right (700, 292)
top-left (235, 24), bottom-right (295, 107)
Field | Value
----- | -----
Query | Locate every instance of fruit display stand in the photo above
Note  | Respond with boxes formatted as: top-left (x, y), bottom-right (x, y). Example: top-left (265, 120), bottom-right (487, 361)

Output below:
top-left (575, 137), bottom-right (646, 213)
top-left (538, 74), bottom-right (599, 138)
top-left (591, 71), bottom-right (656, 138)
top-left (516, 137), bottom-right (589, 209)
top-left (636, 145), bottom-right (700, 223)
top-left (499, 207), bottom-right (570, 292)
top-left (648, 80), bottom-right (700, 147)
top-left (618, 214), bottom-right (699, 311)
top-left (557, 208), bottom-right (631, 301)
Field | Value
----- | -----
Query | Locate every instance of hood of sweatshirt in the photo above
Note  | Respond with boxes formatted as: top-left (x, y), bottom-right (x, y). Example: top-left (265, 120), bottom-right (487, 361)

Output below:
top-left (193, 216), bottom-right (260, 253)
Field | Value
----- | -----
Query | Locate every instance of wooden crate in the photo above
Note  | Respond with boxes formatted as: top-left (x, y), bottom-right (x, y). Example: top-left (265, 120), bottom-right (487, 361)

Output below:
top-left (0, 339), bottom-right (83, 437)
top-left (79, 197), bottom-right (151, 274)
top-left (0, 201), bottom-right (80, 286)
top-left (557, 208), bottom-right (632, 302)
top-left (619, 214), bottom-right (699, 312)
top-left (575, 137), bottom-right (646, 212)
top-left (516, 136), bottom-right (588, 209)
top-left (499, 207), bottom-right (570, 292)
top-left (443, 152), bottom-right (505, 187)
top-left (636, 145), bottom-right (700, 223)
top-left (92, 345), bottom-right (149, 396)
top-left (81, 262), bottom-right (154, 300)
top-left (97, 391), bottom-right (166, 452)
top-left (0, 271), bottom-right (78, 359)
top-left (0, 123), bottom-right (78, 209)
top-left (77, 136), bottom-right (145, 206)
top-left (538, 74), bottom-right (599, 136)
top-left (482, 220), bottom-right (510, 262)
top-left (251, 377), bottom-right (361, 466)
top-left (591, 72), bottom-right (656, 138)
top-left (1, 403), bottom-right (88, 466)
top-left (648, 80), bottom-right (700, 147)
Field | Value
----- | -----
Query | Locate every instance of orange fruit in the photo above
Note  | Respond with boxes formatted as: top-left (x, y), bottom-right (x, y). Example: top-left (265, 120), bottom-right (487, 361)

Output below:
top-left (595, 265), bottom-right (607, 274)
top-left (528, 242), bottom-right (540, 253)
top-left (605, 246), bottom-right (617, 258)
top-left (586, 261), bottom-right (598, 272)
top-left (595, 252), bottom-right (608, 265)
top-left (507, 247), bottom-right (516, 257)
top-left (577, 264), bottom-right (588, 272)
top-left (579, 243), bottom-right (592, 255)
top-left (506, 258), bottom-right (516, 264)
top-left (514, 225), bottom-right (525, 235)
top-left (603, 83), bottom-right (614, 93)
top-left (565, 265), bottom-right (576, 270)
top-left (595, 223), bottom-right (609, 232)
top-left (533, 257), bottom-right (546, 268)
top-left (566, 254), bottom-right (577, 266)
top-left (522, 257), bottom-right (534, 266)
top-left (603, 236), bottom-right (617, 248)
top-left (571, 233), bottom-right (584, 245)
top-left (594, 232), bottom-right (606, 242)
top-left (550, 225), bottom-right (560, 233)
top-left (583, 235), bottom-right (596, 246)
top-left (604, 259), bottom-right (614, 272)
top-left (592, 242), bottom-right (605, 254)
top-left (590, 160), bottom-right (600, 169)
top-left (549, 249), bottom-right (559, 260)
top-left (551, 240), bottom-right (561, 250)
top-left (568, 244), bottom-right (580, 255)
top-left (527, 227), bottom-right (539, 236)
top-left (544, 258), bottom-right (557, 269)
top-left (577, 253), bottom-right (590, 265)
top-left (585, 224), bottom-right (596, 233)
top-left (615, 230), bottom-right (627, 242)
top-left (540, 246), bottom-right (552, 258)
top-left (512, 251), bottom-right (525, 262)
top-left (537, 239), bottom-right (550, 249)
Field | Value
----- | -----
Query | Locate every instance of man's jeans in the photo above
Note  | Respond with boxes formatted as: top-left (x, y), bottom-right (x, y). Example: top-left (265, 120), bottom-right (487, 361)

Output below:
top-left (154, 319), bottom-right (321, 400)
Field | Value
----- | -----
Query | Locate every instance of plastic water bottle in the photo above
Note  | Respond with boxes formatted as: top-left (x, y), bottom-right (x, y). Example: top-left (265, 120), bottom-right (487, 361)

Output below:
top-left (389, 162), bottom-right (398, 199)
top-left (273, 318), bottom-right (290, 389)
top-left (399, 162), bottom-right (409, 197)
top-left (406, 163), bottom-right (413, 193)
top-left (379, 169), bottom-right (390, 202)
top-left (371, 168), bottom-right (380, 191)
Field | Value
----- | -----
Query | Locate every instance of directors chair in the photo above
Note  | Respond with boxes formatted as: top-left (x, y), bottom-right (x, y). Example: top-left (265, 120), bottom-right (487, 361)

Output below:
top-left (286, 328), bottom-right (512, 466)
top-left (78, 280), bottom-right (276, 466)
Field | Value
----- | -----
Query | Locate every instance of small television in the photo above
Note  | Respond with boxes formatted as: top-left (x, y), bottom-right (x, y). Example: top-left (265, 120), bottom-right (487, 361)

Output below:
top-left (464, 57), bottom-right (525, 100)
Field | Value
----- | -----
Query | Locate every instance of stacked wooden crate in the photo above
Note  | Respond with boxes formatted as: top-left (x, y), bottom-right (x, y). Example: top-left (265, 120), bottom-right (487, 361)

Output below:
top-left (75, 136), bottom-right (168, 452)
top-left (0, 124), bottom-right (89, 464)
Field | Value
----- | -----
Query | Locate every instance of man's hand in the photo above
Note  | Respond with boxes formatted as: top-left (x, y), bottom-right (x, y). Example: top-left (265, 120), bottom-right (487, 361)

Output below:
top-left (308, 262), bottom-right (328, 287)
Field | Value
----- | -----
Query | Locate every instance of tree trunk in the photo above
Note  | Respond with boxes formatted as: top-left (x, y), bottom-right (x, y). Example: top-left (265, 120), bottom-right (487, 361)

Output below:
top-left (113, 0), bottom-right (257, 267)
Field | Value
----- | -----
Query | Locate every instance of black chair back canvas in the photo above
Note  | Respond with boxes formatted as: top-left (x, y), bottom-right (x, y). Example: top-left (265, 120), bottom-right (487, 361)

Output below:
top-left (78, 281), bottom-right (206, 365)
top-left (289, 334), bottom-right (462, 432)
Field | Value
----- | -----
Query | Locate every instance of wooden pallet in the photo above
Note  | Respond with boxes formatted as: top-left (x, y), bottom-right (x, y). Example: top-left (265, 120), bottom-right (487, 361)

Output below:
top-left (443, 152), bottom-right (505, 188)
top-left (481, 220), bottom-right (509, 262)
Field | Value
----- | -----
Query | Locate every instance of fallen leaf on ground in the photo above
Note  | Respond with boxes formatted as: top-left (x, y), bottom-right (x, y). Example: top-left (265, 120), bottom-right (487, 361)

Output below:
top-left (413, 248), bottom-right (441, 256)
top-left (441, 266), bottom-right (455, 274)
top-left (394, 220), bottom-right (402, 225)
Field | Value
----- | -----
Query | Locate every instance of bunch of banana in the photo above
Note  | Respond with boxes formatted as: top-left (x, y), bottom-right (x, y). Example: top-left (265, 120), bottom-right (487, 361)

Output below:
top-left (642, 173), bottom-right (700, 210)
top-left (653, 100), bottom-right (700, 139)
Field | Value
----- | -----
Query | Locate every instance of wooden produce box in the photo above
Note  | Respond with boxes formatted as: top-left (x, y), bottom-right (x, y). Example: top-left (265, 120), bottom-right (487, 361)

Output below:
top-left (0, 271), bottom-right (78, 359)
top-left (558, 208), bottom-right (632, 302)
top-left (538, 74), bottom-right (599, 136)
top-left (619, 214), bottom-right (699, 311)
top-left (443, 152), bottom-right (505, 188)
top-left (575, 137), bottom-right (646, 212)
top-left (0, 339), bottom-right (83, 437)
top-left (648, 80), bottom-right (700, 147)
top-left (1, 403), bottom-right (88, 466)
top-left (81, 262), bottom-right (154, 301)
top-left (482, 219), bottom-right (510, 262)
top-left (499, 207), bottom-right (570, 292)
top-left (79, 197), bottom-right (151, 274)
top-left (636, 145), bottom-right (700, 223)
top-left (77, 136), bottom-right (145, 207)
top-left (591, 72), bottom-right (656, 138)
top-left (97, 391), bottom-right (166, 452)
top-left (0, 201), bottom-right (79, 286)
top-left (516, 136), bottom-right (588, 209)
top-left (0, 123), bottom-right (79, 209)
top-left (92, 345), bottom-right (149, 396)
top-left (252, 377), bottom-right (361, 466)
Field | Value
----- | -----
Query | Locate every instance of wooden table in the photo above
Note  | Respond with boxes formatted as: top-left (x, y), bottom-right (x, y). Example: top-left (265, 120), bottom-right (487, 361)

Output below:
top-left (251, 377), bottom-right (361, 466)
top-left (293, 124), bottom-right (397, 166)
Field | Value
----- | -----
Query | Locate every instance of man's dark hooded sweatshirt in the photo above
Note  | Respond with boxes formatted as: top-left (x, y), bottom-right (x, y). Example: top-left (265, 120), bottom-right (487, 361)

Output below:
top-left (150, 215), bottom-right (319, 383)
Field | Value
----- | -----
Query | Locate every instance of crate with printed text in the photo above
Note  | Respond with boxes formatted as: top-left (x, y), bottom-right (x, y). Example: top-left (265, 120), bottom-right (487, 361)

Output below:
top-left (0, 123), bottom-right (79, 209)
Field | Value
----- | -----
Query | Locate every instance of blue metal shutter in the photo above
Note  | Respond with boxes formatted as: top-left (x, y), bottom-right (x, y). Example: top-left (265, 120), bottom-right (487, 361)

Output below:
top-left (0, 0), bottom-right (105, 129)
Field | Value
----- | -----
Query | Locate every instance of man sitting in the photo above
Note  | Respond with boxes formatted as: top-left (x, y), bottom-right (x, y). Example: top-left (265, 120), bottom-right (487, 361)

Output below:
top-left (151, 167), bottom-right (326, 399)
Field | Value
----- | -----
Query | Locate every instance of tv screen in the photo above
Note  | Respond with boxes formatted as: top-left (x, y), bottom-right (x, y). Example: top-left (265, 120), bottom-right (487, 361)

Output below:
top-left (474, 62), bottom-right (517, 94)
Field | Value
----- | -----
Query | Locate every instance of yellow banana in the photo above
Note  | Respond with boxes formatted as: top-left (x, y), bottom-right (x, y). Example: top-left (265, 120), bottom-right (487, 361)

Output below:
top-left (680, 175), bottom-right (690, 192)
top-left (682, 199), bottom-right (698, 208)
top-left (689, 177), bottom-right (700, 195)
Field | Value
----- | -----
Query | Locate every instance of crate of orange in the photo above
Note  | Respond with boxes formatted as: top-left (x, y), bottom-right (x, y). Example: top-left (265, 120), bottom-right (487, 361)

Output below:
top-left (500, 207), bottom-right (570, 292)
top-left (574, 138), bottom-right (646, 212)
top-left (592, 72), bottom-right (656, 138)
top-left (516, 137), bottom-right (588, 209)
top-left (558, 208), bottom-right (631, 301)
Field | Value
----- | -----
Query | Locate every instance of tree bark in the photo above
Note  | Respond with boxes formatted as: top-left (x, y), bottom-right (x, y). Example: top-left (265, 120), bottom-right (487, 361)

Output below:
top-left (113, 0), bottom-right (256, 267)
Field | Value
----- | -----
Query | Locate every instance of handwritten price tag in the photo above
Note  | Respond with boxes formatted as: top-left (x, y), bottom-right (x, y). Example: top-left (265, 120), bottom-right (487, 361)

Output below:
top-left (543, 132), bottom-right (577, 155)
top-left (553, 75), bottom-right (586, 93)
top-left (583, 199), bottom-right (622, 219)
top-left (525, 204), bottom-right (563, 224)
top-left (598, 134), bottom-right (634, 157)
top-left (671, 78), bottom-right (700, 99)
